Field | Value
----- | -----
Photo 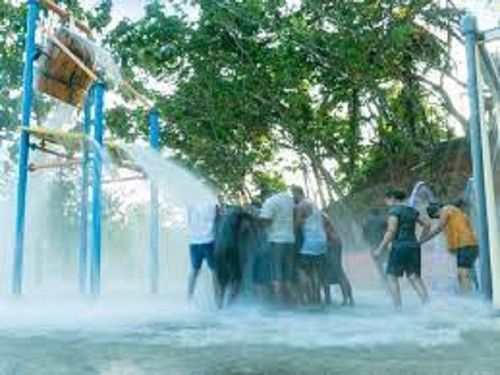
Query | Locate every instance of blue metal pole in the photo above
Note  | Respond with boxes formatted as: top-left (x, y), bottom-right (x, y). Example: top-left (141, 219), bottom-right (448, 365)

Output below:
top-left (79, 89), bottom-right (93, 294)
top-left (149, 109), bottom-right (160, 294)
top-left (462, 14), bottom-right (492, 299)
top-left (91, 82), bottom-right (105, 296)
top-left (12, 0), bottom-right (39, 295)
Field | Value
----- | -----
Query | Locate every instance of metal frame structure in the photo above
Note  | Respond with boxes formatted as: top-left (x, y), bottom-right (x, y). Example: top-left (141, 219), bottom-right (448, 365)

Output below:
top-left (14, 0), bottom-right (162, 296)
top-left (462, 14), bottom-right (500, 308)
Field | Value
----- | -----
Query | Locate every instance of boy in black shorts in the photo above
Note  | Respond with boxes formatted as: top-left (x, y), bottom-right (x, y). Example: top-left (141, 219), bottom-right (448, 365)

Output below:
top-left (372, 190), bottom-right (430, 309)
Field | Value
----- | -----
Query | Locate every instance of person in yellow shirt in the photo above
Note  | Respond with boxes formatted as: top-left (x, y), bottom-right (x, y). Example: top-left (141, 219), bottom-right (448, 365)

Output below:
top-left (421, 202), bottom-right (478, 294)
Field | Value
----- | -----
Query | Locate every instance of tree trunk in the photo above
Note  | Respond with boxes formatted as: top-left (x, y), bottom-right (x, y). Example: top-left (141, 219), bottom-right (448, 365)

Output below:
top-left (300, 157), bottom-right (312, 198)
top-left (324, 174), bottom-right (335, 203)
top-left (311, 161), bottom-right (327, 209)
top-left (308, 153), bottom-right (345, 200)
top-left (400, 51), bottom-right (420, 140)
top-left (347, 88), bottom-right (361, 184)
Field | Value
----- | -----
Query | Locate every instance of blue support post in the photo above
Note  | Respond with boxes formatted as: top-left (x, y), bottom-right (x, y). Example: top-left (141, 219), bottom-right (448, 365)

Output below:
top-left (12, 0), bottom-right (39, 295)
top-left (149, 109), bottom-right (160, 294)
top-left (462, 14), bottom-right (493, 299)
top-left (79, 89), bottom-right (93, 293)
top-left (91, 82), bottom-right (105, 296)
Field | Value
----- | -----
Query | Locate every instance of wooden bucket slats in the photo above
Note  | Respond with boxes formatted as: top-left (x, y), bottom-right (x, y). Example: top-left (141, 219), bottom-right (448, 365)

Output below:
top-left (36, 28), bottom-right (96, 107)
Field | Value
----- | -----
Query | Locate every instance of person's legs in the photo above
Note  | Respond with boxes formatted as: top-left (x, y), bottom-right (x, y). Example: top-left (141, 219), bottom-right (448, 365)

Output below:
top-left (268, 242), bottom-right (285, 304)
top-left (253, 284), bottom-right (265, 303)
top-left (215, 274), bottom-right (225, 308)
top-left (227, 250), bottom-right (243, 305)
top-left (338, 269), bottom-right (354, 306)
top-left (271, 281), bottom-right (283, 304)
top-left (405, 245), bottom-right (428, 304)
top-left (188, 244), bottom-right (203, 299)
top-left (456, 247), bottom-right (478, 295)
top-left (386, 246), bottom-right (403, 309)
top-left (323, 283), bottom-right (332, 305)
top-left (188, 269), bottom-right (200, 299)
top-left (330, 247), bottom-right (354, 306)
top-left (298, 265), bottom-right (312, 304)
top-left (282, 244), bottom-right (297, 305)
top-left (470, 264), bottom-right (480, 291)
top-left (407, 274), bottom-right (429, 304)
top-left (228, 280), bottom-right (241, 305)
top-left (387, 275), bottom-right (402, 309)
top-left (252, 250), bottom-right (270, 304)
top-left (205, 242), bottom-right (221, 306)
top-left (309, 258), bottom-right (322, 304)
top-left (457, 267), bottom-right (473, 294)
top-left (317, 255), bottom-right (331, 305)
top-left (302, 258), bottom-right (317, 304)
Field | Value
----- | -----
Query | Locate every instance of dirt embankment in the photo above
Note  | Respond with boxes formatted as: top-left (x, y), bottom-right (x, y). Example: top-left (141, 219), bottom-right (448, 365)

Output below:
top-left (328, 138), bottom-right (472, 251)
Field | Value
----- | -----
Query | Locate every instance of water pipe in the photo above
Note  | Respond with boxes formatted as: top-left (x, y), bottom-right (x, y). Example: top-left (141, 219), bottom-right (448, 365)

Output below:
top-left (28, 160), bottom-right (80, 172)
top-left (102, 175), bottom-right (145, 185)
top-left (29, 142), bottom-right (74, 159)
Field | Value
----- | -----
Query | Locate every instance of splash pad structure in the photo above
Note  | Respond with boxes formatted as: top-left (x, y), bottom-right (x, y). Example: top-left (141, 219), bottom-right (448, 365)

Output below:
top-left (462, 14), bottom-right (500, 308)
top-left (13, 0), bottom-right (162, 296)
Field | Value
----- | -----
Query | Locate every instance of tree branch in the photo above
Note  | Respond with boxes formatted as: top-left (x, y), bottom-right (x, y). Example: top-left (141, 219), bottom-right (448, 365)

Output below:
top-left (416, 75), bottom-right (468, 130)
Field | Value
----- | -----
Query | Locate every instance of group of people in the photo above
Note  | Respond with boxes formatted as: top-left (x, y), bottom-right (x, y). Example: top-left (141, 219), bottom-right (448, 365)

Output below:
top-left (187, 186), bottom-right (354, 309)
top-left (370, 189), bottom-right (479, 309)
top-left (186, 185), bottom-right (479, 311)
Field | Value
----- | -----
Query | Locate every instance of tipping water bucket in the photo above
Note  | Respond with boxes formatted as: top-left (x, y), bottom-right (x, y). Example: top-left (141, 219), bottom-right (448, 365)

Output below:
top-left (36, 28), bottom-right (96, 107)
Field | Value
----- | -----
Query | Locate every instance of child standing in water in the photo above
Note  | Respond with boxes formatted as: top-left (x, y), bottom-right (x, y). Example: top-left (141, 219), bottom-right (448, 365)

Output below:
top-left (372, 190), bottom-right (430, 309)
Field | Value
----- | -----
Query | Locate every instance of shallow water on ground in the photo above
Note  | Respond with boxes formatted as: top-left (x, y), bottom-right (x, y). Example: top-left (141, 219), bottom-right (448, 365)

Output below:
top-left (0, 290), bottom-right (497, 375)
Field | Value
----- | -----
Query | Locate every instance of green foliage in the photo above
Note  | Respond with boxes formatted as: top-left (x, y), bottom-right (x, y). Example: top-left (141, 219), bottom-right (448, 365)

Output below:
top-left (253, 170), bottom-right (287, 197)
top-left (108, 1), bottom-right (460, 194)
top-left (0, 0), bottom-right (26, 130)
top-left (87, 0), bottom-right (113, 32)
top-left (1, 0), bottom-right (465, 199)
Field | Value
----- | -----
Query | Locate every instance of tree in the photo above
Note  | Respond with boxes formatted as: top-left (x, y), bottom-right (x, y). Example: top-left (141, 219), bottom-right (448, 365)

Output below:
top-left (2, 0), bottom-right (466, 200)
top-left (106, 0), bottom-right (464, 199)
top-left (0, 0), bottom-right (26, 133)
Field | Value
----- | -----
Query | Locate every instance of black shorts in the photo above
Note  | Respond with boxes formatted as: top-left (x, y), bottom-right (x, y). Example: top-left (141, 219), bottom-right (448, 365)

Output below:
top-left (190, 242), bottom-right (215, 270)
top-left (298, 254), bottom-right (326, 270)
top-left (386, 242), bottom-right (421, 278)
top-left (455, 246), bottom-right (478, 269)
